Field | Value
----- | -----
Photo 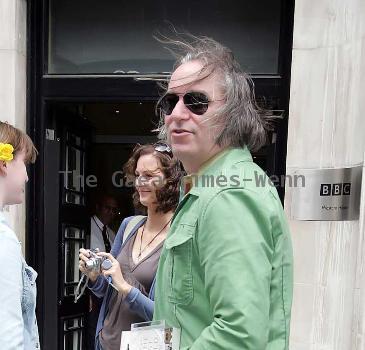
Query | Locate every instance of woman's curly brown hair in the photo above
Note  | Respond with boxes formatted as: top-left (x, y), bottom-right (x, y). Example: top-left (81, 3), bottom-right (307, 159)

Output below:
top-left (123, 143), bottom-right (183, 214)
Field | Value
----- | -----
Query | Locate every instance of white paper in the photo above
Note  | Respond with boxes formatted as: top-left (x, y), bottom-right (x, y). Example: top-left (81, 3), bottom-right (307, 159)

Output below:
top-left (120, 321), bottom-right (180, 350)
top-left (120, 331), bottom-right (132, 350)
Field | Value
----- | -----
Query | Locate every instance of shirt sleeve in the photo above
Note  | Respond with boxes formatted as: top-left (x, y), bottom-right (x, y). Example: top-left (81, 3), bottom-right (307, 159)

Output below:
top-left (0, 232), bottom-right (25, 349)
top-left (186, 189), bottom-right (275, 350)
top-left (124, 287), bottom-right (154, 321)
top-left (88, 217), bottom-right (131, 297)
top-left (88, 274), bottom-right (109, 298)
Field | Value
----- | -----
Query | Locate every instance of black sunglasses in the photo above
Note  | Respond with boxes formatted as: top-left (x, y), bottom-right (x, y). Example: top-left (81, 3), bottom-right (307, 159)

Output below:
top-left (158, 91), bottom-right (218, 116)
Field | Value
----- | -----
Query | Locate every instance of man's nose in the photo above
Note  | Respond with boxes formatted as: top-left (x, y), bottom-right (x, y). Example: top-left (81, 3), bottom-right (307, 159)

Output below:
top-left (170, 98), bottom-right (190, 120)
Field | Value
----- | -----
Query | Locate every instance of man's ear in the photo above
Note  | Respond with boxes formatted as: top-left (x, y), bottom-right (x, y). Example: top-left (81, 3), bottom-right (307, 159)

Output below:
top-left (0, 160), bottom-right (8, 177)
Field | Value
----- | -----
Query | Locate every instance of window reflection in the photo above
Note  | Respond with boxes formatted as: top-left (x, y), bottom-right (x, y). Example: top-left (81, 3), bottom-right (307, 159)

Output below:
top-left (48, 0), bottom-right (281, 74)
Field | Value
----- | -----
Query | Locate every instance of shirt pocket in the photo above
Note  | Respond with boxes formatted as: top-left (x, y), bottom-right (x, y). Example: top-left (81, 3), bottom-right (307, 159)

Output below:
top-left (165, 220), bottom-right (196, 306)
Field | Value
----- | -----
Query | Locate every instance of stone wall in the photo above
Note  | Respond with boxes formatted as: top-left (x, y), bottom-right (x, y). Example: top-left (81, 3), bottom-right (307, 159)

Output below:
top-left (286, 1), bottom-right (365, 349)
top-left (0, 0), bottom-right (28, 250)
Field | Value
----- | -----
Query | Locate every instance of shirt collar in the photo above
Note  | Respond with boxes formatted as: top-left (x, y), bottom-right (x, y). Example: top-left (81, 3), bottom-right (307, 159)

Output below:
top-left (197, 147), bottom-right (232, 175)
top-left (181, 148), bottom-right (231, 196)
top-left (180, 146), bottom-right (253, 197)
top-left (93, 215), bottom-right (105, 229)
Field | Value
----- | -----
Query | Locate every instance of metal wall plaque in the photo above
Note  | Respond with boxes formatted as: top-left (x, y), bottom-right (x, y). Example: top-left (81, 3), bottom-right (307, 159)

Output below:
top-left (290, 165), bottom-right (363, 221)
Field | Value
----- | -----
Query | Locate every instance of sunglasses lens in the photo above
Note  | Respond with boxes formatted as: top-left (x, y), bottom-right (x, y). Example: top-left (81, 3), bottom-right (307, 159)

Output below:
top-left (159, 92), bottom-right (210, 116)
top-left (184, 92), bottom-right (209, 115)
top-left (160, 94), bottom-right (179, 115)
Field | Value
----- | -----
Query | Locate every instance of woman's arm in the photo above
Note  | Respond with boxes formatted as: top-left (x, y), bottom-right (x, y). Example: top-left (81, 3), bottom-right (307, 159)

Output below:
top-left (117, 271), bottom-right (155, 320)
top-left (97, 252), bottom-right (155, 321)
top-left (124, 287), bottom-right (154, 321)
top-left (0, 232), bottom-right (25, 348)
top-left (87, 274), bottom-right (109, 298)
top-left (87, 217), bottom-right (132, 297)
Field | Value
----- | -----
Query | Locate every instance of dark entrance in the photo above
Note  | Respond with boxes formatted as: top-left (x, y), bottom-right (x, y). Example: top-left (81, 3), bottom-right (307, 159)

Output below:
top-left (27, 1), bottom-right (294, 348)
top-left (42, 101), bottom-right (159, 349)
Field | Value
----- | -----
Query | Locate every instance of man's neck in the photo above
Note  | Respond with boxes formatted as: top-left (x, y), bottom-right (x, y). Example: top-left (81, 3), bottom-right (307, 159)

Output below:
top-left (182, 146), bottom-right (227, 175)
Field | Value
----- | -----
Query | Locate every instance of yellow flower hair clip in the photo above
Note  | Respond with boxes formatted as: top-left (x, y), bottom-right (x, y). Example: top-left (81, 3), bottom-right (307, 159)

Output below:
top-left (0, 143), bottom-right (14, 162)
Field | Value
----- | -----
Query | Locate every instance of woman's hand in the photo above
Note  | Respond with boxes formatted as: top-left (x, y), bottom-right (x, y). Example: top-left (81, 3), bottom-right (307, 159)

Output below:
top-left (97, 252), bottom-right (132, 298)
top-left (78, 248), bottom-right (100, 283)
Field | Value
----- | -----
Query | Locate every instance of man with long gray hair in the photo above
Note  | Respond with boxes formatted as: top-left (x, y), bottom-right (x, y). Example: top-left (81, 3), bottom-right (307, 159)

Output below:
top-left (153, 35), bottom-right (293, 349)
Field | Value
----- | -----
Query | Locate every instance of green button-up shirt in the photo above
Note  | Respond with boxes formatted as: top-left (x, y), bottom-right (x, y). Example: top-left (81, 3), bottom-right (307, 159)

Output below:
top-left (153, 147), bottom-right (293, 349)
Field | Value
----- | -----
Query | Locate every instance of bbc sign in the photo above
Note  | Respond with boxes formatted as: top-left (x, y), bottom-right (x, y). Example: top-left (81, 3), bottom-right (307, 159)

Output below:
top-left (291, 166), bottom-right (362, 221)
top-left (320, 183), bottom-right (351, 196)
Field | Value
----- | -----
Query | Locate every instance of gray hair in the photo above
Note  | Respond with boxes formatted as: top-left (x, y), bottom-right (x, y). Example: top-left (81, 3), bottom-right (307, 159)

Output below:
top-left (155, 34), bottom-right (272, 152)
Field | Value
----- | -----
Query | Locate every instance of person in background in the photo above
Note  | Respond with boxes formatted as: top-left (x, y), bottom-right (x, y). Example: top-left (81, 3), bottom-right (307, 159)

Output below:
top-left (0, 121), bottom-right (39, 349)
top-left (90, 194), bottom-right (119, 252)
top-left (87, 193), bottom-right (119, 349)
top-left (80, 143), bottom-right (182, 350)
top-left (153, 34), bottom-right (293, 349)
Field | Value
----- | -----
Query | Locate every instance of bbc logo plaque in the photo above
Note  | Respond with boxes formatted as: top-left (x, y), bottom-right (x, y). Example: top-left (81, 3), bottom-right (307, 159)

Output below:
top-left (290, 166), bottom-right (362, 221)
top-left (320, 183), bottom-right (351, 196)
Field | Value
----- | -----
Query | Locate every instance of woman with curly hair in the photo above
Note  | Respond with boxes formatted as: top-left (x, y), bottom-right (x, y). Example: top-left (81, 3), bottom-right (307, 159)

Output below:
top-left (79, 142), bottom-right (182, 350)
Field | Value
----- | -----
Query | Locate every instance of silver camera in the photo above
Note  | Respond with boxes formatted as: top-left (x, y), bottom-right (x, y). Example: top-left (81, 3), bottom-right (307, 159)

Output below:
top-left (75, 249), bottom-right (113, 303)
top-left (85, 249), bottom-right (112, 273)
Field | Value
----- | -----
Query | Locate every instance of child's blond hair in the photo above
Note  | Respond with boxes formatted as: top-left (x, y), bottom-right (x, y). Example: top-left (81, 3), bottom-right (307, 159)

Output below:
top-left (0, 121), bottom-right (38, 163)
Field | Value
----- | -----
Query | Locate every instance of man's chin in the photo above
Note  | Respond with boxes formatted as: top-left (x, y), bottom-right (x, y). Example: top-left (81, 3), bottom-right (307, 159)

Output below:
top-left (171, 144), bottom-right (193, 159)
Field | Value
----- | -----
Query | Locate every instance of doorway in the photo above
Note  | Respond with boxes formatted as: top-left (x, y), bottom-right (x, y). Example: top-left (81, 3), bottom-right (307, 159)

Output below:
top-left (42, 100), bottom-right (162, 349)
top-left (27, 2), bottom-right (294, 348)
